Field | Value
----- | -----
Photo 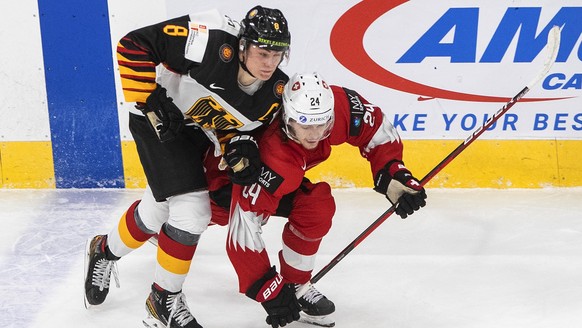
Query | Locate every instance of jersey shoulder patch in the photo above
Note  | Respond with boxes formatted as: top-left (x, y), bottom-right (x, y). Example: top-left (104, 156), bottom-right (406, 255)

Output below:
top-left (257, 163), bottom-right (284, 194)
top-left (342, 87), bottom-right (365, 136)
top-left (185, 10), bottom-right (239, 62)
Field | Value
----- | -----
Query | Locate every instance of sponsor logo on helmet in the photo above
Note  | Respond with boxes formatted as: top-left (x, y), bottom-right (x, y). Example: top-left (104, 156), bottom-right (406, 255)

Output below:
top-left (249, 9), bottom-right (258, 19)
top-left (274, 80), bottom-right (285, 98)
top-left (299, 115), bottom-right (308, 123)
top-left (257, 38), bottom-right (290, 48)
top-left (309, 116), bottom-right (331, 123)
top-left (219, 44), bottom-right (234, 63)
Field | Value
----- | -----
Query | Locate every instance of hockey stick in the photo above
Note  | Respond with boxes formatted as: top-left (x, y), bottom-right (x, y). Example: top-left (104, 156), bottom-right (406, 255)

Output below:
top-left (311, 25), bottom-right (561, 284)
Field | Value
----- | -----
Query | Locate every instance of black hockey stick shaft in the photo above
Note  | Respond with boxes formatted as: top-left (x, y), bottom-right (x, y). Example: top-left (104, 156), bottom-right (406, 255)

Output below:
top-left (311, 26), bottom-right (561, 284)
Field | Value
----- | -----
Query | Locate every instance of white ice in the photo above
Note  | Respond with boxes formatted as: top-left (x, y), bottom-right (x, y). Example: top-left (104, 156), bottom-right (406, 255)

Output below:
top-left (1, 187), bottom-right (581, 328)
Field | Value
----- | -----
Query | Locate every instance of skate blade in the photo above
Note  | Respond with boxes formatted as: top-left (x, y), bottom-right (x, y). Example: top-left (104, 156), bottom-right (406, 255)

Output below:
top-left (143, 317), bottom-right (164, 328)
top-left (299, 312), bottom-right (335, 327)
top-left (83, 237), bottom-right (92, 309)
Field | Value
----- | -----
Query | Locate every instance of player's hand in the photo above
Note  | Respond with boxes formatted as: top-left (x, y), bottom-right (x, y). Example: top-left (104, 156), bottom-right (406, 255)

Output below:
top-left (374, 160), bottom-right (427, 218)
top-left (245, 267), bottom-right (300, 328)
top-left (223, 134), bottom-right (262, 185)
top-left (139, 83), bottom-right (184, 142)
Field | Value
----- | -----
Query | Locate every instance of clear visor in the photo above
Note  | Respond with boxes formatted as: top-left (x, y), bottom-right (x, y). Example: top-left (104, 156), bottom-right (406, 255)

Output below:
top-left (283, 116), bottom-right (334, 143)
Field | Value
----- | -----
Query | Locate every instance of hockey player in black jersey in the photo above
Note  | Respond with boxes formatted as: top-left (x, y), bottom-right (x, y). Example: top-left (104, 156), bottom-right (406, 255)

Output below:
top-left (84, 6), bottom-right (298, 328)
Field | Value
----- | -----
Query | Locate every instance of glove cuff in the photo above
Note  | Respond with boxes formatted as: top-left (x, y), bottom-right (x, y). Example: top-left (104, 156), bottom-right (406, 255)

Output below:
top-left (386, 160), bottom-right (410, 177)
top-left (227, 133), bottom-right (258, 147)
top-left (135, 102), bottom-right (151, 113)
top-left (245, 266), bottom-right (287, 303)
top-left (373, 160), bottom-right (407, 195)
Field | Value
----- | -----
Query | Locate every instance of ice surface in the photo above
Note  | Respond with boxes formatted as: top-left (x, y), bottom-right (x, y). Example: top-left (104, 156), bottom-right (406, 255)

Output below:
top-left (1, 188), bottom-right (581, 328)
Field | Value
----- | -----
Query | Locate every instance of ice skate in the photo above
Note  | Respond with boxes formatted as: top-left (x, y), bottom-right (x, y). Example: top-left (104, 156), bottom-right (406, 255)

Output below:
top-left (143, 283), bottom-right (202, 328)
top-left (296, 282), bottom-right (335, 327)
top-left (84, 235), bottom-right (120, 308)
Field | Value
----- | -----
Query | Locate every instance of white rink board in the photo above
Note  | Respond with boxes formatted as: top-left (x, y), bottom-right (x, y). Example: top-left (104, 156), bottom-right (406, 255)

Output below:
top-left (109, 0), bottom-right (582, 140)
top-left (1, 0), bottom-right (580, 142)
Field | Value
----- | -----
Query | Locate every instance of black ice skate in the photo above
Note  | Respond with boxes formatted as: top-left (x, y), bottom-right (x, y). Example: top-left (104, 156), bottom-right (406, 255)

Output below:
top-left (296, 282), bottom-right (336, 327)
top-left (84, 235), bottom-right (120, 308)
top-left (143, 283), bottom-right (202, 328)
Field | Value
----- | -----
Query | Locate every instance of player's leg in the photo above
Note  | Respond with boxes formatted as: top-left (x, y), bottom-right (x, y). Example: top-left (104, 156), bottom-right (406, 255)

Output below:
top-left (143, 124), bottom-right (211, 328)
top-left (143, 190), bottom-right (210, 328)
top-left (278, 180), bottom-right (337, 326)
top-left (84, 185), bottom-right (166, 307)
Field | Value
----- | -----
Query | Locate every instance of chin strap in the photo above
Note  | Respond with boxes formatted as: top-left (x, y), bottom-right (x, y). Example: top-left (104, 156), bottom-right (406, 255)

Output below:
top-left (239, 58), bottom-right (256, 79)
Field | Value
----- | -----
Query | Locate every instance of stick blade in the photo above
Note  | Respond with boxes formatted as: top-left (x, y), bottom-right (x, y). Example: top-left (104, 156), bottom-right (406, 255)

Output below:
top-left (526, 25), bottom-right (561, 89)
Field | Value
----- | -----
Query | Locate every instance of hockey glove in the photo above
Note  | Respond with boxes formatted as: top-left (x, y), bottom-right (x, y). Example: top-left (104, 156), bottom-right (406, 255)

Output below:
top-left (139, 83), bottom-right (184, 142)
top-left (374, 160), bottom-right (427, 219)
top-left (245, 266), bottom-right (300, 328)
top-left (223, 134), bottom-right (262, 186)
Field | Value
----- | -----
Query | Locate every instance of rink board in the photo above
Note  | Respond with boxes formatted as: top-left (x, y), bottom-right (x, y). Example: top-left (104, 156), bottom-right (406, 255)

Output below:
top-left (1, 1), bottom-right (580, 189)
top-left (2, 139), bottom-right (580, 188)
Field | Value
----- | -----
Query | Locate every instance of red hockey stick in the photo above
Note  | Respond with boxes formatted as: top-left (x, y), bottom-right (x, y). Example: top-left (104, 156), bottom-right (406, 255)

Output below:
top-left (311, 26), bottom-right (561, 284)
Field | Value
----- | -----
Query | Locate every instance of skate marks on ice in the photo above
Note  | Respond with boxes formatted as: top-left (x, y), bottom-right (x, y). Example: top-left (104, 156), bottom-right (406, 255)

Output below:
top-left (1, 188), bottom-right (582, 327)
top-left (0, 189), bottom-right (143, 328)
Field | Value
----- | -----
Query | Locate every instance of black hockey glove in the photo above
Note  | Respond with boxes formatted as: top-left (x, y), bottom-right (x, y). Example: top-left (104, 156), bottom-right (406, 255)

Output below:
top-left (139, 83), bottom-right (184, 142)
top-left (374, 160), bottom-right (427, 219)
top-left (223, 134), bottom-right (262, 186)
top-left (245, 266), bottom-right (300, 328)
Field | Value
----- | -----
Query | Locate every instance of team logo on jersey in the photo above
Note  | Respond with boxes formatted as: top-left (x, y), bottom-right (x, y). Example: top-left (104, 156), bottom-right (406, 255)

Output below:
top-left (257, 102), bottom-right (280, 122)
top-left (274, 80), bottom-right (285, 98)
top-left (185, 96), bottom-right (243, 130)
top-left (257, 164), bottom-right (284, 194)
top-left (219, 44), bottom-right (234, 63)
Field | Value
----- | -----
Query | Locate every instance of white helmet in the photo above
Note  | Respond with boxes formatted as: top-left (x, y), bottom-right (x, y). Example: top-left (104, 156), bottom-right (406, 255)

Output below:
top-left (282, 72), bottom-right (334, 142)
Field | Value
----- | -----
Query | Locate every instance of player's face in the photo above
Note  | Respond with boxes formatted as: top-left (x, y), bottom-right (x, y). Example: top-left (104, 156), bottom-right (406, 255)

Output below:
top-left (288, 120), bottom-right (331, 150)
top-left (243, 44), bottom-right (284, 81)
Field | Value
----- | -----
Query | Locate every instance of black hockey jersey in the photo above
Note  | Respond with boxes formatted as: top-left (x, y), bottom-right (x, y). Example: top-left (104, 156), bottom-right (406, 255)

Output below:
top-left (116, 10), bottom-right (288, 135)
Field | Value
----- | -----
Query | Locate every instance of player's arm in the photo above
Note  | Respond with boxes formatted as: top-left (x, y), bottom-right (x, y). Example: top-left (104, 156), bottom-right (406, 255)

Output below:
top-left (117, 16), bottom-right (193, 141)
top-left (332, 86), bottom-right (427, 218)
top-left (117, 15), bottom-right (192, 103)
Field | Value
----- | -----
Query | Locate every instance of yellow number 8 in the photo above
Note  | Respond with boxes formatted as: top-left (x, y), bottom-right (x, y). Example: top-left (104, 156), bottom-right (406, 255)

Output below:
top-left (163, 25), bottom-right (188, 37)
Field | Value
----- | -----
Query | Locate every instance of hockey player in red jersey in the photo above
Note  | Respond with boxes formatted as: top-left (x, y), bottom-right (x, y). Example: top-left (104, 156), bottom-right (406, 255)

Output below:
top-left (84, 6), bottom-right (291, 328)
top-left (205, 72), bottom-right (427, 327)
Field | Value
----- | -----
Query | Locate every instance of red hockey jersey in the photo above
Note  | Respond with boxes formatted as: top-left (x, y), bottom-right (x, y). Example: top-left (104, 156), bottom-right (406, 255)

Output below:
top-left (222, 85), bottom-right (405, 293)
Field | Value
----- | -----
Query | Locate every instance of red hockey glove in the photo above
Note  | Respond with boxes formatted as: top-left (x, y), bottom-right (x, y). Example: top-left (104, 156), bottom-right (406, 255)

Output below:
top-left (245, 266), bottom-right (300, 328)
top-left (374, 160), bottom-right (427, 219)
